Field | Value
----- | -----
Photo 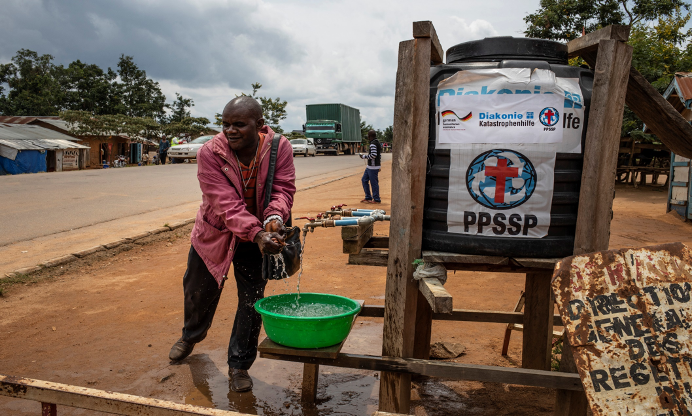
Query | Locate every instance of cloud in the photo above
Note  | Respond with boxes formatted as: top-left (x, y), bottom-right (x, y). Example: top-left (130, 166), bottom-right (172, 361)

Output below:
top-left (0, 0), bottom-right (536, 130)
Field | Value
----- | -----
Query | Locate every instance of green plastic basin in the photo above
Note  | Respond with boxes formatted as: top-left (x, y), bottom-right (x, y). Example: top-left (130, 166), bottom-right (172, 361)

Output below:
top-left (255, 293), bottom-right (361, 349)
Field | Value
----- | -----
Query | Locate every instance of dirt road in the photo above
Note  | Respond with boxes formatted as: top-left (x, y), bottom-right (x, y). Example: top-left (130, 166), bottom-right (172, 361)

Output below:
top-left (1, 166), bottom-right (690, 415)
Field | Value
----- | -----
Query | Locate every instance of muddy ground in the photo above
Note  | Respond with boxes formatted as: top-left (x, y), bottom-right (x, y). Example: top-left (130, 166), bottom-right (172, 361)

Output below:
top-left (1, 164), bottom-right (690, 415)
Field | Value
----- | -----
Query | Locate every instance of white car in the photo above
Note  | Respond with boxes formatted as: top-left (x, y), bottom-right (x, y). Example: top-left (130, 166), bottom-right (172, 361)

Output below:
top-left (291, 138), bottom-right (316, 157)
top-left (168, 135), bottom-right (214, 162)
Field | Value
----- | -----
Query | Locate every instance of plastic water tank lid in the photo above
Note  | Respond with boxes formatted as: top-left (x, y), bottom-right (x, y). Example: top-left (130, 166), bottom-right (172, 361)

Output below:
top-left (446, 36), bottom-right (568, 64)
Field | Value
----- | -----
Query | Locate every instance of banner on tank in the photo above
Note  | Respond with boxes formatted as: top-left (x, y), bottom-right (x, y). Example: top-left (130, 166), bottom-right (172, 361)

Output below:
top-left (435, 68), bottom-right (584, 153)
top-left (436, 68), bottom-right (580, 238)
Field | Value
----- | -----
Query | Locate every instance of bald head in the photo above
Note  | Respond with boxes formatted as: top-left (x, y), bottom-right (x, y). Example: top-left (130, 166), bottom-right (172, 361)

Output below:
top-left (223, 96), bottom-right (263, 120)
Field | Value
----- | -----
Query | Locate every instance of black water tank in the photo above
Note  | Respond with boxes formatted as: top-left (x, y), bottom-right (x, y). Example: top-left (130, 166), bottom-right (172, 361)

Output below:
top-left (422, 37), bottom-right (593, 258)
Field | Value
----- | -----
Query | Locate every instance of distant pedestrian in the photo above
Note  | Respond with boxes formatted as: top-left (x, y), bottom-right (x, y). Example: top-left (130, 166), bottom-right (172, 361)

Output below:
top-left (360, 130), bottom-right (381, 204)
top-left (159, 137), bottom-right (170, 165)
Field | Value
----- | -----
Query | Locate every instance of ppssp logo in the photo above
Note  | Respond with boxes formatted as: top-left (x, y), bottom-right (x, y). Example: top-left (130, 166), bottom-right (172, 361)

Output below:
top-left (539, 107), bottom-right (559, 127)
top-left (465, 149), bottom-right (537, 210)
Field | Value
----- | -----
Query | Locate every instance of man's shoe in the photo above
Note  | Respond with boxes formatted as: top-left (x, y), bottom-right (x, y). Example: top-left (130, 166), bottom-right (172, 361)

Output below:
top-left (169, 338), bottom-right (195, 361)
top-left (360, 199), bottom-right (372, 203)
top-left (372, 201), bottom-right (382, 204)
top-left (229, 368), bottom-right (253, 392)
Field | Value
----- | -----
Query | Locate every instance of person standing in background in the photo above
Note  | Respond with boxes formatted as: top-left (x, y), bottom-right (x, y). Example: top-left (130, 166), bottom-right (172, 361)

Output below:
top-left (360, 130), bottom-right (382, 204)
top-left (159, 137), bottom-right (170, 165)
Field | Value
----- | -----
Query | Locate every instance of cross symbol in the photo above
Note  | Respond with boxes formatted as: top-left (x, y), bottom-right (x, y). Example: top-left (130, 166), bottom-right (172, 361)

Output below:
top-left (484, 158), bottom-right (519, 203)
top-left (543, 109), bottom-right (555, 124)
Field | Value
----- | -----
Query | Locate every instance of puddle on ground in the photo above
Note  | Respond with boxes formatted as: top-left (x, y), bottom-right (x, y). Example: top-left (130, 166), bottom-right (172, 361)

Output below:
top-left (184, 321), bottom-right (382, 415)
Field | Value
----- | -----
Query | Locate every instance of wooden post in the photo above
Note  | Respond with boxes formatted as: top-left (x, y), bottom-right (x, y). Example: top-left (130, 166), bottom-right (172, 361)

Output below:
top-left (573, 39), bottom-right (633, 255)
top-left (42, 402), bottom-right (57, 416)
top-left (558, 30), bottom-right (633, 416)
top-left (413, 291), bottom-right (433, 360)
top-left (379, 20), bottom-right (442, 414)
top-left (521, 271), bottom-right (554, 370)
top-left (554, 340), bottom-right (589, 416)
top-left (301, 363), bottom-right (319, 403)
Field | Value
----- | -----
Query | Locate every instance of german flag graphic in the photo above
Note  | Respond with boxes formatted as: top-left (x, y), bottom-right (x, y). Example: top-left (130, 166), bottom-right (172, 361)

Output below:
top-left (441, 110), bottom-right (472, 121)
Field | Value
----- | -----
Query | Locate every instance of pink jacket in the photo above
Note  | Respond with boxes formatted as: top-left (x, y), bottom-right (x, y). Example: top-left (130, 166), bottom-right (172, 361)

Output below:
top-left (190, 126), bottom-right (296, 287)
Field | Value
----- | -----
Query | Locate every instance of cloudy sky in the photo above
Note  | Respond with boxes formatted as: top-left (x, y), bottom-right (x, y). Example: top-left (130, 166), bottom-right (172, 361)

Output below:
top-left (0, 0), bottom-right (541, 130)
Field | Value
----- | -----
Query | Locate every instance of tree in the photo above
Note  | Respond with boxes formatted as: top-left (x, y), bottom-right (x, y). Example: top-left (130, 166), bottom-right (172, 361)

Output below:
top-left (383, 125), bottom-right (393, 143)
top-left (525, 0), bottom-right (689, 41)
top-left (56, 60), bottom-right (117, 115)
top-left (360, 120), bottom-right (374, 145)
top-left (112, 55), bottom-right (166, 119)
top-left (167, 93), bottom-right (194, 123)
top-left (0, 49), bottom-right (63, 116)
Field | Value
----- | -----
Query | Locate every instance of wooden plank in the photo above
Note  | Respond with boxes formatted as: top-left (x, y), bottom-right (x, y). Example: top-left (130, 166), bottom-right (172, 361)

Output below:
top-left (359, 304), bottom-right (563, 326)
top-left (566, 25), bottom-right (630, 57)
top-left (363, 236), bottom-right (389, 249)
top-left (341, 223), bottom-right (371, 240)
top-left (348, 249), bottom-right (388, 267)
top-left (422, 250), bottom-right (509, 265)
top-left (260, 352), bottom-right (583, 391)
top-left (0, 374), bottom-right (245, 416)
top-left (554, 340), bottom-right (589, 416)
top-left (573, 39), bottom-right (633, 255)
top-left (258, 337), bottom-right (343, 360)
top-left (412, 21), bottom-right (443, 65)
top-left (258, 300), bottom-right (364, 360)
top-left (522, 271), bottom-right (554, 371)
top-left (380, 27), bottom-right (433, 414)
top-left (342, 224), bottom-right (374, 254)
top-left (581, 50), bottom-right (692, 159)
top-left (413, 290), bottom-right (433, 360)
top-left (301, 363), bottom-right (319, 403)
top-left (511, 257), bottom-right (561, 269)
top-left (418, 277), bottom-right (453, 313)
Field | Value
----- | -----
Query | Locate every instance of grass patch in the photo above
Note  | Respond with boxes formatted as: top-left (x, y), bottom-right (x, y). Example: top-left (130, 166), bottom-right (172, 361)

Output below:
top-left (551, 337), bottom-right (563, 371)
top-left (0, 272), bottom-right (44, 297)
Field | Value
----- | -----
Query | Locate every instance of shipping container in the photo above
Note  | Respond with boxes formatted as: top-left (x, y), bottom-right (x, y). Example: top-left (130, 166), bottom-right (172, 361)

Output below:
top-left (304, 104), bottom-right (361, 155)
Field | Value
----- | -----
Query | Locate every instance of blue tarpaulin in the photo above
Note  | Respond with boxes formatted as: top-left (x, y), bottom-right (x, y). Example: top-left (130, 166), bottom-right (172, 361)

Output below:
top-left (0, 150), bottom-right (46, 175)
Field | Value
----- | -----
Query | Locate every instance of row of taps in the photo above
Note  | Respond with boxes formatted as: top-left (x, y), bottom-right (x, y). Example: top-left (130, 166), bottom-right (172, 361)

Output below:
top-left (296, 204), bottom-right (390, 234)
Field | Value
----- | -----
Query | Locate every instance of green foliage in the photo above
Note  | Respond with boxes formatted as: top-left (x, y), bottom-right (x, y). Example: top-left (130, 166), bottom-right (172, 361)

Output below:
top-left (551, 338), bottom-right (563, 371)
top-left (0, 50), bottom-right (167, 120)
top-left (525, 1), bottom-right (692, 139)
top-left (167, 93), bottom-right (194, 123)
top-left (112, 55), bottom-right (166, 119)
top-left (214, 112), bottom-right (223, 126)
top-left (525, 0), bottom-right (689, 41)
top-left (0, 49), bottom-right (63, 116)
top-left (383, 125), bottom-right (393, 143)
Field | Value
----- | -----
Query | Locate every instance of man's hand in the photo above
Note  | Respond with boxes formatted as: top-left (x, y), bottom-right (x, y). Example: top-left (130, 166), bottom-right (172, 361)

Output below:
top-left (264, 219), bottom-right (285, 234)
top-left (254, 231), bottom-right (285, 255)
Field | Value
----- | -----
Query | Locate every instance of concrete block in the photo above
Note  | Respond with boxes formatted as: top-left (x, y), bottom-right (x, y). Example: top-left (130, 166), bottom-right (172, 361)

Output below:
top-left (168, 218), bottom-right (195, 230)
top-left (14, 265), bottom-right (42, 275)
top-left (72, 246), bottom-right (106, 258)
top-left (149, 227), bottom-right (170, 235)
top-left (41, 254), bottom-right (77, 268)
top-left (126, 231), bottom-right (152, 242)
top-left (104, 239), bottom-right (128, 249)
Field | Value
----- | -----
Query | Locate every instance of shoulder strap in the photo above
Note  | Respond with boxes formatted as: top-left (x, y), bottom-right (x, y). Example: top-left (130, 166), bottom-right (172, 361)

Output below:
top-left (263, 133), bottom-right (281, 209)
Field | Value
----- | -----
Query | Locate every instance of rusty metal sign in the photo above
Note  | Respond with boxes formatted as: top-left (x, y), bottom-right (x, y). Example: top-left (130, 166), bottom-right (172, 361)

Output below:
top-left (553, 242), bottom-right (692, 415)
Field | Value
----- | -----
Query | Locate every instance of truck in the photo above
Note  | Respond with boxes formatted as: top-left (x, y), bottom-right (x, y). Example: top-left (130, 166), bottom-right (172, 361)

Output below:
top-left (302, 104), bottom-right (361, 155)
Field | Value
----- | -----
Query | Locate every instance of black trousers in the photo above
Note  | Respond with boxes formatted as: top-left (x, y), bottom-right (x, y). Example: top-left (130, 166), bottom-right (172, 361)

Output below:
top-left (181, 243), bottom-right (266, 370)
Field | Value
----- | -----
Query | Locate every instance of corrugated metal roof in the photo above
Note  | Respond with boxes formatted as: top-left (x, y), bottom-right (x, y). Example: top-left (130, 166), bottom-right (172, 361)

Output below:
top-left (0, 124), bottom-right (89, 150)
top-left (674, 72), bottom-right (692, 102)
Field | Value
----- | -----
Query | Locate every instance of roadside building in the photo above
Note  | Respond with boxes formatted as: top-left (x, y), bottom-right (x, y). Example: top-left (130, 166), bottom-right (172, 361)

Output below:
top-left (0, 116), bottom-right (156, 167)
top-left (0, 123), bottom-right (90, 175)
top-left (657, 73), bottom-right (692, 220)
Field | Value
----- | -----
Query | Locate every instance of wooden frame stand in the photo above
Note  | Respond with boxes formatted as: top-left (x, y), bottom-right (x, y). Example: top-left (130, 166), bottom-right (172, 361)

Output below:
top-left (257, 21), bottom-right (692, 415)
